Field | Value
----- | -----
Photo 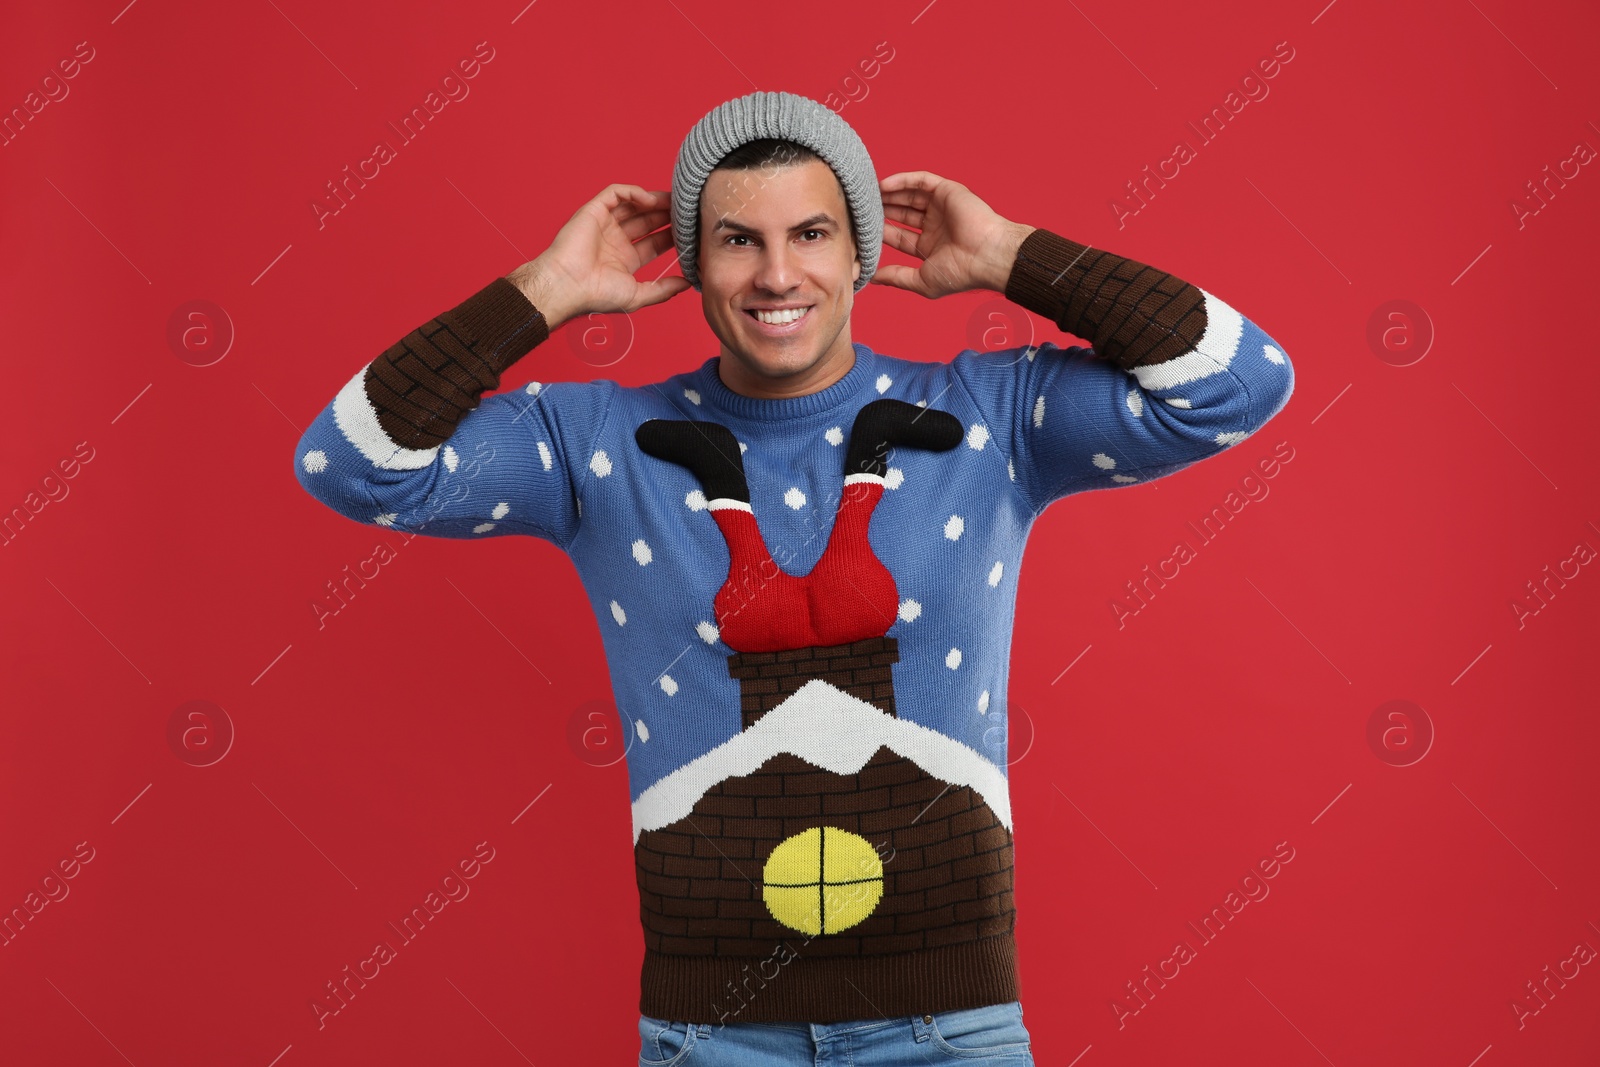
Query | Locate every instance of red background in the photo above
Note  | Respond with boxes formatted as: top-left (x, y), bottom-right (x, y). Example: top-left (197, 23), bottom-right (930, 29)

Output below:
top-left (3, 0), bottom-right (1598, 1063)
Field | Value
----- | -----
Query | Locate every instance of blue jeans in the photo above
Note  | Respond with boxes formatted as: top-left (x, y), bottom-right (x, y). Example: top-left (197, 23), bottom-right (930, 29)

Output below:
top-left (637, 1001), bottom-right (1034, 1065)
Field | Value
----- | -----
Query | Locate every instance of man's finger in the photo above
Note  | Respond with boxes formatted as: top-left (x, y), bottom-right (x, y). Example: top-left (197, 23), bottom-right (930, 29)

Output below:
top-left (620, 208), bottom-right (672, 241)
top-left (870, 263), bottom-right (928, 297)
top-left (881, 187), bottom-right (932, 211)
top-left (596, 183), bottom-right (648, 206)
top-left (880, 170), bottom-right (942, 192)
top-left (883, 204), bottom-right (924, 228)
top-left (637, 275), bottom-right (692, 307)
top-left (629, 228), bottom-right (677, 266)
top-left (880, 224), bottom-right (922, 257)
top-left (609, 187), bottom-right (670, 221)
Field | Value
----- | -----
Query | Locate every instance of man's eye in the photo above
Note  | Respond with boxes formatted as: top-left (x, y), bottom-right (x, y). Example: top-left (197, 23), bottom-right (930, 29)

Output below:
top-left (725, 231), bottom-right (823, 245)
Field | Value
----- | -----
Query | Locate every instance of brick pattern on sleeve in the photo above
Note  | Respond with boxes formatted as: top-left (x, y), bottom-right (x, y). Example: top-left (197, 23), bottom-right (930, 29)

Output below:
top-left (1004, 227), bottom-right (1208, 371)
top-left (363, 277), bottom-right (550, 451)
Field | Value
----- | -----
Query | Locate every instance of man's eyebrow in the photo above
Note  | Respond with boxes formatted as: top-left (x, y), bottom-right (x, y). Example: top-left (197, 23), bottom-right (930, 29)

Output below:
top-left (712, 213), bottom-right (838, 235)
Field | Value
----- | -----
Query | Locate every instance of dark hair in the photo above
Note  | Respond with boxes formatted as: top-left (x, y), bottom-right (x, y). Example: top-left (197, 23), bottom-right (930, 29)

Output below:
top-left (711, 137), bottom-right (821, 172)
top-left (705, 138), bottom-right (858, 256)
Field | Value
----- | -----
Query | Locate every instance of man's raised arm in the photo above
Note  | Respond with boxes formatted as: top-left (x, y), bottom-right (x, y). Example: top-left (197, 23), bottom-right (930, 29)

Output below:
top-left (290, 185), bottom-right (690, 549)
top-left (973, 224), bottom-right (1295, 511)
top-left (875, 170), bottom-right (1294, 514)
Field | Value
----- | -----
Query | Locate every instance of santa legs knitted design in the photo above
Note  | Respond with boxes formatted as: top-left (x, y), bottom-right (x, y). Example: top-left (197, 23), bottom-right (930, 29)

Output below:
top-left (633, 637), bottom-right (1019, 1024)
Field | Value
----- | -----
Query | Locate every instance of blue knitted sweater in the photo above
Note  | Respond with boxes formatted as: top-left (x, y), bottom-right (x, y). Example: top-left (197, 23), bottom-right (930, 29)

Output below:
top-left (293, 229), bottom-right (1294, 1023)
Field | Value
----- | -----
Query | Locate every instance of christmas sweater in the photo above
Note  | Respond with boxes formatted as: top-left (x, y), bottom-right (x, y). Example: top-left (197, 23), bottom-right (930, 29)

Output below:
top-left (292, 229), bottom-right (1295, 1023)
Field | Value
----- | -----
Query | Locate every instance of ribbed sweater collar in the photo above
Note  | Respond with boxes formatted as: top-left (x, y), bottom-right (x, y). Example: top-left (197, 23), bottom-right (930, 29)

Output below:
top-left (693, 343), bottom-right (877, 424)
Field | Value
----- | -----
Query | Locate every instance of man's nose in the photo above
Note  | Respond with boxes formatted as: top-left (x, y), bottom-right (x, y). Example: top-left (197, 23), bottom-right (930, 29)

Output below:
top-left (753, 242), bottom-right (802, 294)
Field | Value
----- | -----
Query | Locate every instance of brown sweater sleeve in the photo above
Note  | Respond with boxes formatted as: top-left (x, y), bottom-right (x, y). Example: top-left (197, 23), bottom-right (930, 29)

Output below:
top-left (1002, 228), bottom-right (1209, 372)
top-left (362, 277), bottom-right (551, 451)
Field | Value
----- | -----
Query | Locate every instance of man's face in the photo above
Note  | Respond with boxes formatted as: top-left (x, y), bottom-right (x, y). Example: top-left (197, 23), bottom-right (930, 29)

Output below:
top-left (697, 158), bottom-right (861, 387)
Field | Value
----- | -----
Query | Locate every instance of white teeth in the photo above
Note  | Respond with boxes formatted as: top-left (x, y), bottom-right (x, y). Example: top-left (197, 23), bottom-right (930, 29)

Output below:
top-left (752, 307), bottom-right (809, 325)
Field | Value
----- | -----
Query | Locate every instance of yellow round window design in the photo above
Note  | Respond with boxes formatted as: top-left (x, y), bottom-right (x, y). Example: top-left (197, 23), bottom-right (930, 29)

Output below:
top-left (762, 826), bottom-right (884, 935)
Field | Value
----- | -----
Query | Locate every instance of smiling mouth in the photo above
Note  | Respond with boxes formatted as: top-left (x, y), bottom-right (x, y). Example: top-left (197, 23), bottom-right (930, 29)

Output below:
top-left (745, 306), bottom-right (813, 331)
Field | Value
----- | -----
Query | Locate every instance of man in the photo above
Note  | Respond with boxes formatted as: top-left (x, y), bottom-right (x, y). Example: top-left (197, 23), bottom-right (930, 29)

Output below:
top-left (294, 91), bottom-right (1293, 1065)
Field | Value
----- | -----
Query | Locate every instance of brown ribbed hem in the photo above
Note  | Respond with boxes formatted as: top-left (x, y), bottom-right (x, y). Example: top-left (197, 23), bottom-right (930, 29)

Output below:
top-left (363, 277), bottom-right (552, 451)
top-left (443, 276), bottom-right (550, 378)
top-left (640, 934), bottom-right (1020, 1025)
top-left (1003, 228), bottom-right (1095, 330)
top-left (1003, 228), bottom-right (1207, 371)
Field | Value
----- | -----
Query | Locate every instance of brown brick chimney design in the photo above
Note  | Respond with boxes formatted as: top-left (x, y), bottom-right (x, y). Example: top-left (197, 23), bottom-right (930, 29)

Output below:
top-left (634, 635), bottom-right (1016, 957)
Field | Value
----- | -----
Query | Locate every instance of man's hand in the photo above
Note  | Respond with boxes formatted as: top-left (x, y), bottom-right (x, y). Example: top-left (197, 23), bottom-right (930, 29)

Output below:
top-left (506, 185), bottom-right (692, 329)
top-left (872, 171), bottom-right (1036, 299)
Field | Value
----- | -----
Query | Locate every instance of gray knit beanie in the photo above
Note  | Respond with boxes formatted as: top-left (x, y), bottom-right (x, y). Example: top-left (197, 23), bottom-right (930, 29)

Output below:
top-left (671, 91), bottom-right (881, 293)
